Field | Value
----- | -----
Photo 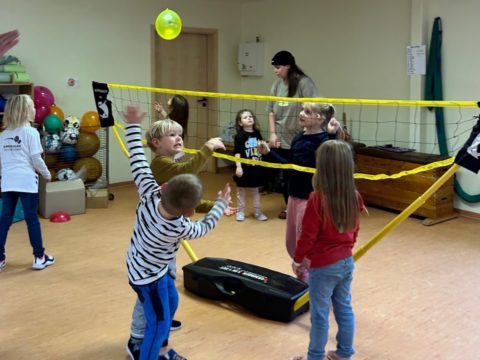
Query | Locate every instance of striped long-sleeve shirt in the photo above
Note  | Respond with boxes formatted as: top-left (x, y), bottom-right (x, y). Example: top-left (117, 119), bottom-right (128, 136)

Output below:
top-left (125, 124), bottom-right (227, 285)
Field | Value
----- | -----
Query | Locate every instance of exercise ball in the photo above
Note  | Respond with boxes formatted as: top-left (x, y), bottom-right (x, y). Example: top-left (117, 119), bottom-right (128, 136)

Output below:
top-left (50, 104), bottom-right (65, 123)
top-left (34, 85), bottom-right (55, 107)
top-left (34, 103), bottom-right (50, 125)
top-left (43, 114), bottom-right (62, 134)
top-left (75, 132), bottom-right (100, 158)
top-left (44, 153), bottom-right (58, 167)
top-left (55, 160), bottom-right (72, 172)
top-left (155, 8), bottom-right (182, 40)
top-left (59, 144), bottom-right (77, 163)
top-left (73, 157), bottom-right (102, 183)
top-left (80, 111), bottom-right (100, 133)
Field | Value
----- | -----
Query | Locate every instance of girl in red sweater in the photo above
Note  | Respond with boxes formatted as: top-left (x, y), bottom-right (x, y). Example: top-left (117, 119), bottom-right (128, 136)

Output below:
top-left (290, 140), bottom-right (365, 360)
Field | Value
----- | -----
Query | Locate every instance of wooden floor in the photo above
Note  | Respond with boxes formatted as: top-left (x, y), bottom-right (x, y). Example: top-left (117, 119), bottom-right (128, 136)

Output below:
top-left (1, 171), bottom-right (479, 360)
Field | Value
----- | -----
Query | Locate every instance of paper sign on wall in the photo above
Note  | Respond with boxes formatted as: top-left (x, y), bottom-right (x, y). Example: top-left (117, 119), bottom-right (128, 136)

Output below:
top-left (407, 45), bottom-right (426, 75)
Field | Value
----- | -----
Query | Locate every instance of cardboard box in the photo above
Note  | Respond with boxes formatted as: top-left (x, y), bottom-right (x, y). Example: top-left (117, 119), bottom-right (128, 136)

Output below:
top-left (39, 178), bottom-right (86, 218)
top-left (86, 188), bottom-right (109, 208)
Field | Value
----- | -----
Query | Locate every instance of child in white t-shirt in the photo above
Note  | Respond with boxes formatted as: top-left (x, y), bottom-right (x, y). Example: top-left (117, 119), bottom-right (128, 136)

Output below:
top-left (0, 94), bottom-right (54, 272)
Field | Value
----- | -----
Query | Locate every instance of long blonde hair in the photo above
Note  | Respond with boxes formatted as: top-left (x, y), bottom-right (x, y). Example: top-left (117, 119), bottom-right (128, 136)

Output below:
top-left (312, 140), bottom-right (359, 233)
top-left (302, 102), bottom-right (336, 132)
top-left (3, 94), bottom-right (34, 129)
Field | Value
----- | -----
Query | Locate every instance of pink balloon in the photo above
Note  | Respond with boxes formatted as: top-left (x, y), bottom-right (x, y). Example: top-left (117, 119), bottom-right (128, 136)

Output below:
top-left (34, 85), bottom-right (55, 107)
top-left (34, 103), bottom-right (50, 125)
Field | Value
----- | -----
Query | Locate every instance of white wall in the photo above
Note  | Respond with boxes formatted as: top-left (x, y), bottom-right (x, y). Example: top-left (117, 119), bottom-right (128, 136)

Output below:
top-left (1, 0), bottom-right (479, 213)
top-left (240, 0), bottom-right (411, 99)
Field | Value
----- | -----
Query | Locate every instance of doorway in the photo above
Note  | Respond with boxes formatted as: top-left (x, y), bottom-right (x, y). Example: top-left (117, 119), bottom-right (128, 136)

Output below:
top-left (152, 27), bottom-right (218, 171)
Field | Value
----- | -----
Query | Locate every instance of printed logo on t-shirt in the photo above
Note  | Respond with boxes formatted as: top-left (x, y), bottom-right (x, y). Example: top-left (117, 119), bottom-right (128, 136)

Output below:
top-left (244, 137), bottom-right (261, 161)
top-left (2, 136), bottom-right (22, 151)
top-left (6, 136), bottom-right (21, 144)
top-left (278, 101), bottom-right (289, 107)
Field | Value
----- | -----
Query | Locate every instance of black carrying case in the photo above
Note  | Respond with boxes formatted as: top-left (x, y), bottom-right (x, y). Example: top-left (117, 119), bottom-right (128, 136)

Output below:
top-left (182, 257), bottom-right (309, 322)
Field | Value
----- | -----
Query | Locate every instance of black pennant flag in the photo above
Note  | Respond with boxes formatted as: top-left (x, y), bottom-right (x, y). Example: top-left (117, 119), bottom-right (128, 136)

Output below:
top-left (92, 81), bottom-right (114, 127)
top-left (454, 118), bottom-right (480, 173)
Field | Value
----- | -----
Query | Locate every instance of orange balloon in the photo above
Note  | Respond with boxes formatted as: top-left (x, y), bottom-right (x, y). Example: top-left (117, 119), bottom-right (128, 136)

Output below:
top-left (50, 104), bottom-right (65, 123)
top-left (81, 111), bottom-right (100, 134)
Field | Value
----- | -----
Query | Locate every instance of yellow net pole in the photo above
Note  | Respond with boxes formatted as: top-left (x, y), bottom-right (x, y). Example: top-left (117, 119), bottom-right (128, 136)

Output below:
top-left (181, 240), bottom-right (199, 262)
top-left (293, 163), bottom-right (460, 312)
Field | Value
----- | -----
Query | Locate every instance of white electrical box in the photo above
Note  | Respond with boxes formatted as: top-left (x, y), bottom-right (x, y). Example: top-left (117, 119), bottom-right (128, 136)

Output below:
top-left (238, 42), bottom-right (264, 77)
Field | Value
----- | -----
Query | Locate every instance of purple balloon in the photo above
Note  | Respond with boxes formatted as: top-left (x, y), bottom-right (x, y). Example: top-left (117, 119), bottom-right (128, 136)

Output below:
top-left (34, 103), bottom-right (50, 125)
top-left (34, 85), bottom-right (55, 107)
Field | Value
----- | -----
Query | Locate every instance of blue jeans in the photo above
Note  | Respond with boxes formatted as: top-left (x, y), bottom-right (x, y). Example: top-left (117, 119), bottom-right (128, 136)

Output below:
top-left (0, 191), bottom-right (44, 261)
top-left (130, 274), bottom-right (179, 360)
top-left (308, 257), bottom-right (355, 360)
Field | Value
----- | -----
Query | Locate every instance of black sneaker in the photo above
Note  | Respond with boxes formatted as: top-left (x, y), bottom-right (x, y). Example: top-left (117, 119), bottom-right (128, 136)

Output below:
top-left (170, 319), bottom-right (182, 331)
top-left (159, 348), bottom-right (187, 360)
top-left (126, 338), bottom-right (140, 360)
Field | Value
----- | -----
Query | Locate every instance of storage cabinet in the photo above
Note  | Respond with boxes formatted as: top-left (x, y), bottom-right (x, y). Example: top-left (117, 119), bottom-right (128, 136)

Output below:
top-left (0, 82), bottom-right (34, 126)
top-left (355, 147), bottom-right (457, 225)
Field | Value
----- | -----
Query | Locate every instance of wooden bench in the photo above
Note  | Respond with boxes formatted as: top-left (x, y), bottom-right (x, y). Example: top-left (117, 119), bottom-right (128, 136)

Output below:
top-left (354, 146), bottom-right (457, 225)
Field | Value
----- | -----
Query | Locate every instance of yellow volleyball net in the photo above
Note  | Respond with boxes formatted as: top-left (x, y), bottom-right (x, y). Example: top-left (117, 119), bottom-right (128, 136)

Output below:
top-left (105, 82), bottom-right (478, 179)
top-left (100, 81), bottom-right (479, 313)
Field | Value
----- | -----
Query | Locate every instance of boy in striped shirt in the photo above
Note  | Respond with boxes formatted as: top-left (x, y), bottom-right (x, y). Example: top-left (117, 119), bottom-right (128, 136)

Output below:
top-left (123, 105), bottom-right (231, 360)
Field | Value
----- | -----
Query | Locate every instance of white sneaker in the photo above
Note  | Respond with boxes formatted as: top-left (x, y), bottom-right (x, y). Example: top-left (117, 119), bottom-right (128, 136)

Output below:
top-left (236, 211), bottom-right (245, 222)
top-left (32, 254), bottom-right (55, 270)
top-left (254, 212), bottom-right (268, 221)
top-left (0, 259), bottom-right (5, 272)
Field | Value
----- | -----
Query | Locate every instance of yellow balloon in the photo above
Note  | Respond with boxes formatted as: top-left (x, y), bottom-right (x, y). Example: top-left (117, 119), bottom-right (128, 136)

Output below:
top-left (155, 8), bottom-right (182, 40)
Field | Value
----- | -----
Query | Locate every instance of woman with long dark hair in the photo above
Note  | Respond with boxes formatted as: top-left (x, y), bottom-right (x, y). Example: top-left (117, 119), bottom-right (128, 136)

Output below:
top-left (267, 50), bottom-right (319, 219)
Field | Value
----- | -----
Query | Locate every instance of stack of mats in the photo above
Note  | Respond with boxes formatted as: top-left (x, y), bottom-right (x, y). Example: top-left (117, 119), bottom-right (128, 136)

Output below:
top-left (0, 56), bottom-right (31, 83)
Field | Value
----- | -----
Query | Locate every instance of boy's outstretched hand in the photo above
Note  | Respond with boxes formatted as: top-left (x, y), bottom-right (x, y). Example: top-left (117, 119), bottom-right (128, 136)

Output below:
top-left (218, 182), bottom-right (231, 204)
top-left (224, 206), bottom-right (238, 216)
top-left (123, 105), bottom-right (145, 124)
top-left (205, 137), bottom-right (226, 151)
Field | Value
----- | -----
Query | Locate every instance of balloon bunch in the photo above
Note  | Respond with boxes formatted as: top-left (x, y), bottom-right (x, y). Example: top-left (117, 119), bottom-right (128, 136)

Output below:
top-left (42, 109), bottom-right (102, 183)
